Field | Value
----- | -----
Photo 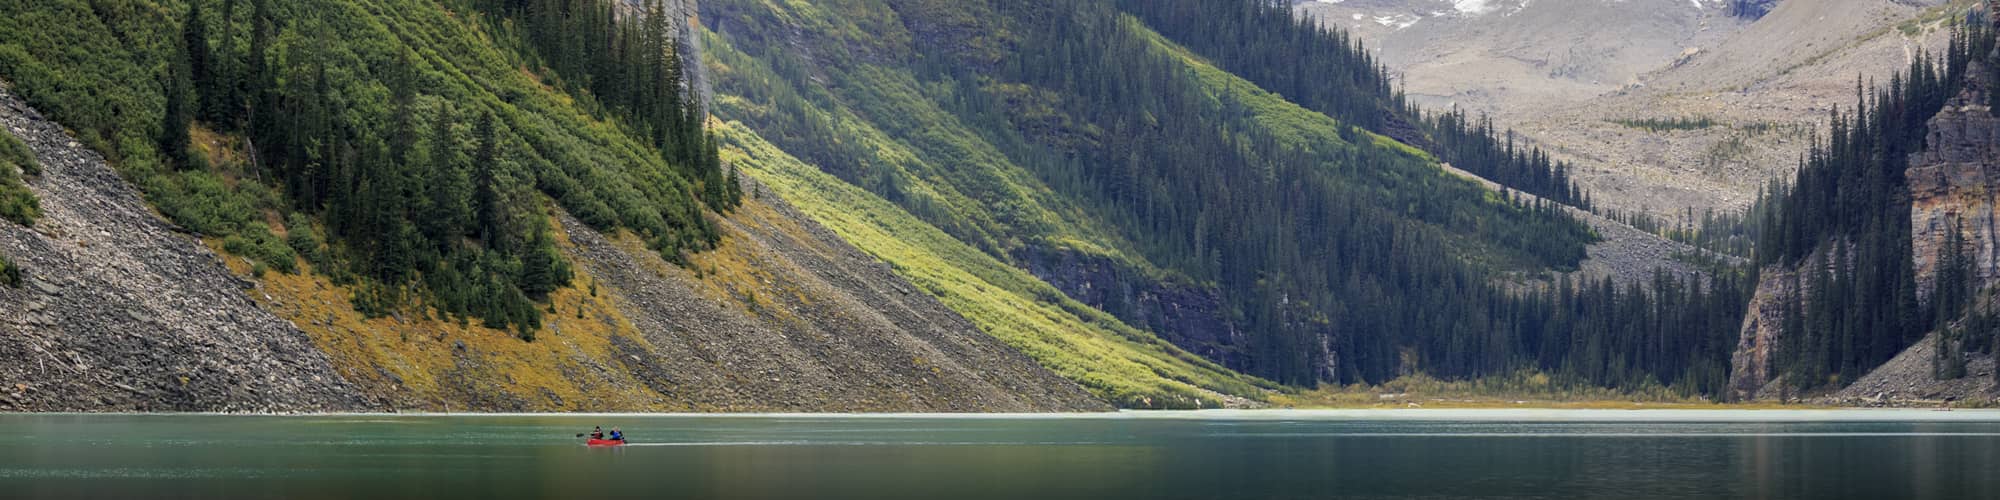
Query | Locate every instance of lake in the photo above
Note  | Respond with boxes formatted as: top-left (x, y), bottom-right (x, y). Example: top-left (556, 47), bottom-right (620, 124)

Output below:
top-left (3, 409), bottom-right (1998, 499)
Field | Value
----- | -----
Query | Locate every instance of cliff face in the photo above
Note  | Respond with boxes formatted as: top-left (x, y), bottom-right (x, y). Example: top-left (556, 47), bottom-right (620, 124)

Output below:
top-left (622, 0), bottom-right (710, 110)
top-left (1908, 54), bottom-right (2000, 297)
top-left (1728, 266), bottom-right (1798, 401)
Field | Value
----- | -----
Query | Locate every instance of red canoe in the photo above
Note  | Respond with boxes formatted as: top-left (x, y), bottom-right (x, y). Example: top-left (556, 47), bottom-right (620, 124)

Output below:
top-left (586, 438), bottom-right (627, 447)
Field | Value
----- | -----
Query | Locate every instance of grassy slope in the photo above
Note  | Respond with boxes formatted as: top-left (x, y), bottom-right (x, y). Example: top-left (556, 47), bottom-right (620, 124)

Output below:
top-left (700, 0), bottom-right (1154, 274)
top-left (718, 121), bottom-right (1276, 408)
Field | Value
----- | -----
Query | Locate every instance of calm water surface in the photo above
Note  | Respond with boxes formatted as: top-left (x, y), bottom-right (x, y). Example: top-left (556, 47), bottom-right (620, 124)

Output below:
top-left (4, 409), bottom-right (1999, 499)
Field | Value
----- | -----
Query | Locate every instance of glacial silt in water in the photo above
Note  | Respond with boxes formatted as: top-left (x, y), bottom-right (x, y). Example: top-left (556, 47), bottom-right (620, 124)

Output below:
top-left (3, 410), bottom-right (1998, 499)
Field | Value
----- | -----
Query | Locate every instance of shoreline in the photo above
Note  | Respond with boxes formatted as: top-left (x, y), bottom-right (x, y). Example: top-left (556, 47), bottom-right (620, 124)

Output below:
top-left (5, 407), bottom-right (1999, 421)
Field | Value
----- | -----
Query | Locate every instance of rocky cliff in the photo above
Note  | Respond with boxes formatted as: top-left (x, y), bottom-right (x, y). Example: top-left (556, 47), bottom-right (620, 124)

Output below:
top-left (1908, 43), bottom-right (2000, 297)
top-left (1727, 265), bottom-right (1799, 401)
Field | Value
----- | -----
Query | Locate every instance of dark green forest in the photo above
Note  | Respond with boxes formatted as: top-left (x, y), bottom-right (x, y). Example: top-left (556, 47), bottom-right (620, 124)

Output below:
top-left (0, 0), bottom-right (735, 337)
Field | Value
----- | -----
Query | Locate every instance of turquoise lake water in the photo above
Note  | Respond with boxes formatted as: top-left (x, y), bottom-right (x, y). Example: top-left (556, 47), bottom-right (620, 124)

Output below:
top-left (3, 409), bottom-right (1998, 499)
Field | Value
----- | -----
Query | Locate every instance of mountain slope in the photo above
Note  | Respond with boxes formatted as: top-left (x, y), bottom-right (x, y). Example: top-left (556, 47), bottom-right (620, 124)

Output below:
top-left (0, 85), bottom-right (361, 411)
top-left (718, 121), bottom-right (1271, 408)
top-left (0, 0), bottom-right (1106, 412)
top-left (703, 0), bottom-right (1754, 398)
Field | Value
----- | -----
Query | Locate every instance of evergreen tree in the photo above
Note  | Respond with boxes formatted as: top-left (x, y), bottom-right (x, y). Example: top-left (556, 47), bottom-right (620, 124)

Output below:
top-left (161, 6), bottom-right (199, 169)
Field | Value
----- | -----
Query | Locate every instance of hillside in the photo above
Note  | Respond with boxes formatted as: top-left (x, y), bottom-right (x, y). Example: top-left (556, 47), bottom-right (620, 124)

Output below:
top-left (703, 0), bottom-right (1753, 397)
top-left (1, 0), bottom-right (1848, 412)
top-left (1, 85), bottom-right (360, 411)
top-left (0, 0), bottom-right (1105, 412)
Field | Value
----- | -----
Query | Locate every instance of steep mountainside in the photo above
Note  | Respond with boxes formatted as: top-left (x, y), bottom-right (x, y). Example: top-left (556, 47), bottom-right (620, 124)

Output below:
top-left (705, 0), bottom-right (1753, 397)
top-left (1, 0), bottom-right (1813, 411)
top-left (0, 0), bottom-right (1105, 412)
top-left (0, 85), bottom-right (362, 412)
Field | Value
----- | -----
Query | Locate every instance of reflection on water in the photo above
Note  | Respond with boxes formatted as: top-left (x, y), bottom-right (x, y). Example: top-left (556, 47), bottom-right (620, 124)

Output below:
top-left (3, 410), bottom-right (1999, 499)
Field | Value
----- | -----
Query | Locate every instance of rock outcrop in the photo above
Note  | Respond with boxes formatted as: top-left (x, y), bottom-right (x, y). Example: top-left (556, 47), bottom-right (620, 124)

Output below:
top-left (0, 84), bottom-right (366, 412)
top-left (1011, 247), bottom-right (1250, 373)
top-left (1727, 265), bottom-right (1798, 401)
top-left (1908, 36), bottom-right (2000, 298)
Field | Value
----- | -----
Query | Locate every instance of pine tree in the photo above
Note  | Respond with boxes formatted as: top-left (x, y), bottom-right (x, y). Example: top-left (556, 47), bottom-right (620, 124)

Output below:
top-left (161, 6), bottom-right (199, 169)
top-left (184, 1), bottom-right (213, 122)
top-left (424, 103), bottom-right (472, 249)
top-left (519, 225), bottom-right (563, 300)
top-left (473, 112), bottom-right (505, 247)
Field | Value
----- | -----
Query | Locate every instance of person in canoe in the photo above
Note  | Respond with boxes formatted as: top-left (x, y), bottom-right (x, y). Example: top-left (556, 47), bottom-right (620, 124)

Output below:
top-left (609, 428), bottom-right (623, 441)
top-left (589, 426), bottom-right (605, 440)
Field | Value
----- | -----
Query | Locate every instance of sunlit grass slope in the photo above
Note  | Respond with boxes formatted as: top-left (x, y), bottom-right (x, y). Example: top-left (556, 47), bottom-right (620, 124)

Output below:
top-left (718, 121), bottom-right (1277, 409)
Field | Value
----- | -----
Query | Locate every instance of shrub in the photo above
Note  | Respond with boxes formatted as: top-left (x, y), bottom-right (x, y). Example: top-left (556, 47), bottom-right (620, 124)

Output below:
top-left (222, 221), bottom-right (299, 274)
top-left (0, 253), bottom-right (20, 288)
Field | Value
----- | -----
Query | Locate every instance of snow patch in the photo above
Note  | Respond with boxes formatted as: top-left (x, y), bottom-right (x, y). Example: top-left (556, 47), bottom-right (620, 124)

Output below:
top-left (1373, 14), bottom-right (1422, 30)
top-left (1453, 0), bottom-right (1498, 15)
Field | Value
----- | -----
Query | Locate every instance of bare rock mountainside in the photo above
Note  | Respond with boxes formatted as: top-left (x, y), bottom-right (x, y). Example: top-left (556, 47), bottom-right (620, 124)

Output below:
top-left (1300, 0), bottom-right (1959, 216)
top-left (0, 82), bottom-right (1103, 413)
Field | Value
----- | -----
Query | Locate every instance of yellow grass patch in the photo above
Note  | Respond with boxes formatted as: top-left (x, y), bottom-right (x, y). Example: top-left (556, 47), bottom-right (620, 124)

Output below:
top-left (208, 217), bottom-right (684, 412)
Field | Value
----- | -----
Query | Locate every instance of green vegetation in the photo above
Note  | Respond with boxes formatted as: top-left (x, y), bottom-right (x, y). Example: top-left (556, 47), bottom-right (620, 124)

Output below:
top-left (1898, 0), bottom-right (1980, 37)
top-left (0, 253), bottom-right (19, 288)
top-left (1755, 23), bottom-right (1993, 391)
top-left (0, 0), bottom-right (734, 337)
top-left (1603, 206), bottom-right (1761, 259)
top-left (1276, 371), bottom-right (1728, 408)
top-left (707, 0), bottom-right (1601, 387)
top-left (1121, 0), bottom-right (1589, 209)
top-left (1609, 116), bottom-right (1718, 132)
top-left (0, 129), bottom-right (36, 226)
top-left (705, 0), bottom-right (1751, 396)
top-left (720, 121), bottom-right (1275, 408)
